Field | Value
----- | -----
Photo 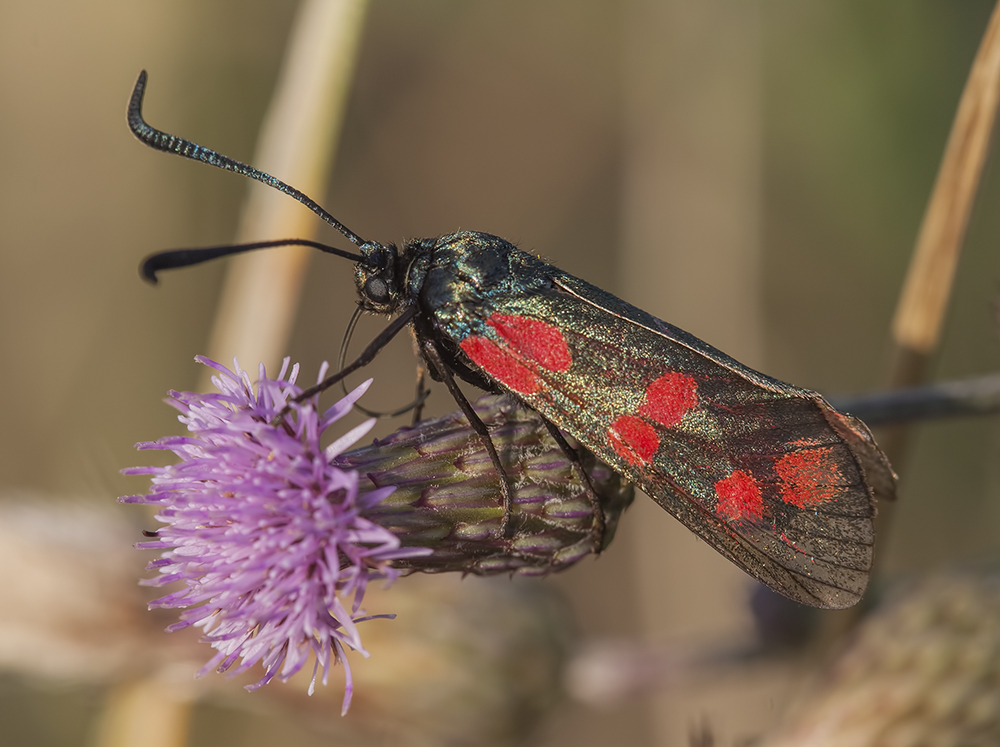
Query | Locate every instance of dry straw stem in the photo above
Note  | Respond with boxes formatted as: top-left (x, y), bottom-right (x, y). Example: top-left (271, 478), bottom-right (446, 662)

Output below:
top-left (93, 677), bottom-right (197, 747)
top-left (878, 0), bottom-right (1000, 471)
top-left (200, 0), bottom-right (370, 390)
top-left (103, 2), bottom-right (370, 744)
top-left (891, 0), bottom-right (1000, 362)
top-left (823, 0), bottom-right (1000, 644)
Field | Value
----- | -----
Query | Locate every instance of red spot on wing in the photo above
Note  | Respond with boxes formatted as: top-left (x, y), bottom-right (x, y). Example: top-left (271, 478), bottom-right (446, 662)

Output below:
top-left (639, 371), bottom-right (698, 427)
top-left (715, 470), bottom-right (764, 522)
top-left (486, 315), bottom-right (572, 372)
top-left (608, 415), bottom-right (659, 467)
top-left (775, 448), bottom-right (841, 508)
top-left (460, 336), bottom-right (541, 394)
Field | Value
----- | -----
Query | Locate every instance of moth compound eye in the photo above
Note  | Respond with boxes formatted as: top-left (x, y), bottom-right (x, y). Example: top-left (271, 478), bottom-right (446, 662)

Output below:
top-left (365, 277), bottom-right (390, 304)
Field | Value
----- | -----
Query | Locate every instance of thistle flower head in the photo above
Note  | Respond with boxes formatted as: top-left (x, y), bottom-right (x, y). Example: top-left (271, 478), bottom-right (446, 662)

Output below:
top-left (338, 395), bottom-right (634, 575)
top-left (122, 358), bottom-right (633, 714)
top-left (121, 357), bottom-right (429, 714)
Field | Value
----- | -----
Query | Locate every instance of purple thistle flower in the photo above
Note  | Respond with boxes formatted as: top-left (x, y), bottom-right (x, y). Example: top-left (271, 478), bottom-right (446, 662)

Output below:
top-left (121, 357), bottom-right (430, 714)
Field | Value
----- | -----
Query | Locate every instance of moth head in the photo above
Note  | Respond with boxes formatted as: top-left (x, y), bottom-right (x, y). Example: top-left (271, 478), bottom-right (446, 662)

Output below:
top-left (356, 242), bottom-right (401, 313)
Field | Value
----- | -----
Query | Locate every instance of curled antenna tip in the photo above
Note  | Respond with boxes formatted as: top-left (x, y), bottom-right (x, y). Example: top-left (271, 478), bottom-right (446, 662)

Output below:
top-left (130, 70), bottom-right (148, 103)
top-left (140, 257), bottom-right (160, 285)
top-left (125, 68), bottom-right (370, 249)
top-left (128, 71), bottom-right (151, 139)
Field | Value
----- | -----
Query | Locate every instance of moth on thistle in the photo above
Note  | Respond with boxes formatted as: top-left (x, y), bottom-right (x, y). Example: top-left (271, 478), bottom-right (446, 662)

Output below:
top-left (337, 393), bottom-right (635, 576)
top-left (129, 71), bottom-right (896, 610)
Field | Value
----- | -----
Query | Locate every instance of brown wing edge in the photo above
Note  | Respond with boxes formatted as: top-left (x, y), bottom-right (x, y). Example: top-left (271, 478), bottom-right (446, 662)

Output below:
top-left (641, 477), bottom-right (870, 609)
top-left (815, 395), bottom-right (898, 504)
top-left (636, 394), bottom-right (890, 610)
top-left (546, 273), bottom-right (894, 607)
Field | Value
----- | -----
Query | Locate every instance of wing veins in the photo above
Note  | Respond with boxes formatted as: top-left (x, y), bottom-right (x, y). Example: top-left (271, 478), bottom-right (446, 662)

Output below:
top-left (653, 472), bottom-right (865, 602)
top-left (552, 277), bottom-right (797, 397)
top-left (508, 278), bottom-right (876, 606)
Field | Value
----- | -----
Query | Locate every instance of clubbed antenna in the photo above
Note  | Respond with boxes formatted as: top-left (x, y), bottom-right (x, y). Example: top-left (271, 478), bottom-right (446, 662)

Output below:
top-left (127, 70), bottom-right (368, 249)
top-left (140, 239), bottom-right (363, 284)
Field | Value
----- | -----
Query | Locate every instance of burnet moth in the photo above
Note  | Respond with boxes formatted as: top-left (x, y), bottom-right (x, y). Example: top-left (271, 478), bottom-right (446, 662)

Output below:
top-left (129, 71), bottom-right (896, 609)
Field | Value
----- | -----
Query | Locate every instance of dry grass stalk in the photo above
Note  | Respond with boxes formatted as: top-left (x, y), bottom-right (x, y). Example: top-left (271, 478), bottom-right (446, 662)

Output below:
top-left (199, 0), bottom-right (370, 389)
top-left (891, 1), bottom-right (1000, 363)
top-left (106, 2), bottom-right (371, 744)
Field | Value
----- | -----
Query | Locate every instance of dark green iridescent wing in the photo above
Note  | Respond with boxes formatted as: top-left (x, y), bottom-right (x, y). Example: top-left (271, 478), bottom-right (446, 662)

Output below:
top-left (450, 271), bottom-right (894, 609)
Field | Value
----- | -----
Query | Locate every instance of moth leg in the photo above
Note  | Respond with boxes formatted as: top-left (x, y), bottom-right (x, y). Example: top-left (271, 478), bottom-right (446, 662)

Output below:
top-left (272, 306), bottom-right (417, 425)
top-left (420, 339), bottom-right (517, 538)
top-left (541, 418), bottom-right (606, 552)
top-left (335, 306), bottom-right (429, 419)
top-left (411, 363), bottom-right (428, 426)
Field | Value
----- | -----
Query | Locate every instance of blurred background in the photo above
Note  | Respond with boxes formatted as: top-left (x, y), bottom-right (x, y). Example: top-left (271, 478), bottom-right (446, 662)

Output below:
top-left (2, 1), bottom-right (1000, 745)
